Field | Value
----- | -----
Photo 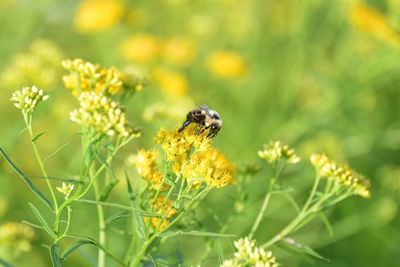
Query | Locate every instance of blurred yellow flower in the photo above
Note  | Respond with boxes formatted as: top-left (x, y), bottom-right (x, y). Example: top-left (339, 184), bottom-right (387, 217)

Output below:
top-left (206, 51), bottom-right (247, 78)
top-left (0, 222), bottom-right (34, 259)
top-left (74, 0), bottom-right (124, 33)
top-left (152, 67), bottom-right (188, 98)
top-left (258, 141), bottom-right (300, 164)
top-left (162, 38), bottom-right (197, 67)
top-left (120, 34), bottom-right (160, 63)
top-left (350, 2), bottom-right (400, 46)
top-left (1, 39), bottom-right (64, 89)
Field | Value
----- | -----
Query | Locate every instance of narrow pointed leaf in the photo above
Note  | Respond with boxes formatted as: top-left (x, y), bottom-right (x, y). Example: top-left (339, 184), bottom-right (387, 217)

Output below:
top-left (319, 212), bottom-right (334, 237)
top-left (216, 241), bottom-right (225, 264)
top-left (29, 203), bottom-right (57, 239)
top-left (32, 131), bottom-right (46, 142)
top-left (0, 257), bottom-right (16, 267)
top-left (99, 179), bottom-right (119, 201)
top-left (0, 148), bottom-right (53, 210)
top-left (279, 237), bottom-right (329, 261)
top-left (44, 142), bottom-right (68, 162)
top-left (159, 230), bottom-right (236, 238)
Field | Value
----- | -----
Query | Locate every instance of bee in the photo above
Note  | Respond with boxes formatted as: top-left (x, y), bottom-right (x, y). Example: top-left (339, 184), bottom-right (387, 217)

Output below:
top-left (178, 105), bottom-right (222, 138)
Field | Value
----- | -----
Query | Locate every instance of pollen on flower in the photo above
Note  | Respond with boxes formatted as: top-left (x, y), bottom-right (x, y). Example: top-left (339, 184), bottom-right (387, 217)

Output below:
top-left (258, 141), bottom-right (300, 164)
top-left (56, 182), bottom-right (75, 199)
top-left (221, 237), bottom-right (278, 267)
top-left (70, 92), bottom-right (139, 138)
top-left (310, 154), bottom-right (371, 198)
top-left (10, 85), bottom-right (49, 114)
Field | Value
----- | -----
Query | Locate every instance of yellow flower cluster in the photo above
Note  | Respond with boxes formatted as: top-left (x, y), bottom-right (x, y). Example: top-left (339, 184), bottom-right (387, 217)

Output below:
top-left (1, 39), bottom-right (64, 89)
top-left (206, 51), bottom-right (247, 79)
top-left (145, 196), bottom-right (177, 230)
top-left (350, 2), bottom-right (400, 46)
top-left (182, 148), bottom-right (235, 188)
top-left (0, 222), bottom-right (34, 258)
top-left (221, 237), bottom-right (278, 267)
top-left (258, 141), bottom-right (300, 164)
top-left (62, 58), bottom-right (144, 97)
top-left (133, 149), bottom-right (164, 190)
top-left (74, 0), bottom-right (124, 33)
top-left (310, 154), bottom-right (371, 198)
top-left (70, 92), bottom-right (138, 138)
top-left (10, 86), bottom-right (49, 114)
top-left (155, 125), bottom-right (211, 162)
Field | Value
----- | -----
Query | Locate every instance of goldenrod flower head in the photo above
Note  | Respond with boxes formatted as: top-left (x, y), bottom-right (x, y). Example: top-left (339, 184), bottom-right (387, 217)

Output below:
top-left (221, 237), bottom-right (278, 267)
top-left (1, 39), bottom-right (64, 89)
top-left (120, 34), bottom-right (160, 63)
top-left (154, 125), bottom-right (211, 162)
top-left (74, 0), bottom-right (124, 33)
top-left (133, 149), bottom-right (165, 190)
top-left (350, 2), bottom-right (400, 46)
top-left (70, 92), bottom-right (138, 138)
top-left (206, 51), bottom-right (247, 79)
top-left (152, 67), bottom-right (188, 98)
top-left (145, 196), bottom-right (177, 230)
top-left (0, 222), bottom-right (34, 257)
top-left (310, 154), bottom-right (371, 198)
top-left (56, 182), bottom-right (75, 199)
top-left (183, 148), bottom-right (235, 188)
top-left (162, 37), bottom-right (197, 66)
top-left (258, 141), bottom-right (300, 164)
top-left (10, 86), bottom-right (49, 114)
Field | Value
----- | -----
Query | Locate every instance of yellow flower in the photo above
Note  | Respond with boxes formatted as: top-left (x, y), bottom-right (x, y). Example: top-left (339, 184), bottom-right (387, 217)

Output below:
top-left (74, 0), bottom-right (124, 33)
top-left (62, 58), bottom-right (143, 96)
top-left (120, 34), bottom-right (160, 63)
top-left (145, 196), bottom-right (177, 230)
top-left (56, 182), bottom-right (75, 199)
top-left (206, 51), bottom-right (247, 78)
top-left (221, 237), bottom-right (278, 267)
top-left (70, 92), bottom-right (139, 138)
top-left (258, 141), bottom-right (300, 164)
top-left (183, 148), bottom-right (235, 188)
top-left (10, 86), bottom-right (49, 114)
top-left (133, 149), bottom-right (165, 190)
top-left (154, 124), bottom-right (211, 162)
top-left (310, 154), bottom-right (371, 198)
top-left (162, 38), bottom-right (197, 66)
top-left (1, 39), bottom-right (64, 89)
top-left (152, 67), bottom-right (188, 98)
top-left (0, 222), bottom-right (34, 259)
top-left (350, 2), bottom-right (400, 46)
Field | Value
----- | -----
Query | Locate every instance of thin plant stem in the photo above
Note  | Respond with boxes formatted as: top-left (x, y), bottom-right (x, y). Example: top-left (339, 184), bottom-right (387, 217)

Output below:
top-left (24, 113), bottom-right (58, 212)
top-left (94, 178), bottom-right (107, 267)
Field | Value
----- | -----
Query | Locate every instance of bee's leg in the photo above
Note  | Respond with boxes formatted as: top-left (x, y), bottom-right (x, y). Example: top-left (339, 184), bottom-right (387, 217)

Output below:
top-left (207, 128), bottom-right (220, 138)
top-left (178, 120), bottom-right (191, 132)
top-left (196, 122), bottom-right (205, 135)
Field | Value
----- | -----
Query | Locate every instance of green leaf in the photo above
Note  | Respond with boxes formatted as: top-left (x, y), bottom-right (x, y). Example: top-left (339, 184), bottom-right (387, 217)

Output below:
top-left (0, 257), bottom-right (16, 267)
top-left (279, 237), bottom-right (329, 261)
top-left (158, 230), bottom-right (236, 238)
top-left (28, 203), bottom-right (57, 239)
top-left (319, 212), bottom-right (334, 237)
top-left (283, 193), bottom-right (300, 213)
top-left (99, 180), bottom-right (119, 201)
top-left (0, 148), bottom-right (53, 210)
top-left (22, 220), bottom-right (44, 230)
top-left (32, 131), bottom-right (46, 142)
top-left (216, 241), bottom-right (225, 264)
top-left (63, 235), bottom-right (124, 266)
top-left (44, 142), bottom-right (69, 162)
top-left (50, 243), bottom-right (62, 267)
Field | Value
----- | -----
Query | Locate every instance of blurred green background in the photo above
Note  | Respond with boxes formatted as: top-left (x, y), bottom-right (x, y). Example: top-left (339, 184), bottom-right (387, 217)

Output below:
top-left (1, 0), bottom-right (400, 266)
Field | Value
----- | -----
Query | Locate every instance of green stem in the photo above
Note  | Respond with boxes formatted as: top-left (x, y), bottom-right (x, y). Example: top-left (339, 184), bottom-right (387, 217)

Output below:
top-left (94, 178), bottom-right (107, 267)
top-left (24, 113), bottom-right (58, 212)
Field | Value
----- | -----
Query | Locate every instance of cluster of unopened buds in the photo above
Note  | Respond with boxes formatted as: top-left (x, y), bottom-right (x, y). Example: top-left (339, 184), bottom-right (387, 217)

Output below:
top-left (10, 85), bottom-right (49, 114)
